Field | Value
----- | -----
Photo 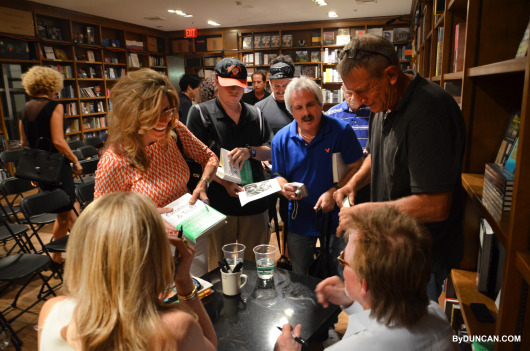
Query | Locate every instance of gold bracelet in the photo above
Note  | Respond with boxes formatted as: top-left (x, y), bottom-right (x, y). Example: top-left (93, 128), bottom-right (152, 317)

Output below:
top-left (177, 285), bottom-right (198, 302)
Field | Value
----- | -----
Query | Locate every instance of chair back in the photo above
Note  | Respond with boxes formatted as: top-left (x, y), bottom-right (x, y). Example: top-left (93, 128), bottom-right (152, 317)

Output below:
top-left (77, 145), bottom-right (99, 159)
top-left (79, 158), bottom-right (99, 175)
top-left (75, 181), bottom-right (95, 209)
top-left (20, 189), bottom-right (72, 218)
top-left (67, 140), bottom-right (85, 150)
top-left (84, 136), bottom-right (104, 148)
top-left (0, 177), bottom-right (34, 197)
top-left (73, 150), bottom-right (84, 161)
top-left (0, 149), bottom-right (24, 177)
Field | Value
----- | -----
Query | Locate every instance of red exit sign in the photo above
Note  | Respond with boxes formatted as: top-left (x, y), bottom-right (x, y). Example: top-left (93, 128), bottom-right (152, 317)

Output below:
top-left (185, 28), bottom-right (197, 38)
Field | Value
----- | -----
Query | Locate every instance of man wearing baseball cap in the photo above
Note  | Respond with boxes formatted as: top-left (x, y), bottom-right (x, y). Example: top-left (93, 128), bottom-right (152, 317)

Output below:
top-left (187, 58), bottom-right (274, 269)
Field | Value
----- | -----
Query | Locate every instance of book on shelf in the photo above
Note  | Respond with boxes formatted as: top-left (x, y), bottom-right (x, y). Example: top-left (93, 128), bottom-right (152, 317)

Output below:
top-left (476, 218), bottom-right (497, 295)
top-left (129, 53), bottom-right (140, 68)
top-left (270, 35), bottom-right (280, 48)
top-left (302, 65), bottom-right (319, 78)
top-left (515, 17), bottom-right (530, 58)
top-left (282, 34), bottom-right (292, 47)
top-left (261, 36), bottom-right (271, 48)
top-left (336, 34), bottom-right (351, 45)
top-left (382, 30), bottom-right (393, 43)
top-left (242, 36), bottom-right (253, 50)
top-left (86, 50), bottom-right (95, 62)
top-left (435, 27), bottom-right (444, 76)
top-left (494, 111), bottom-right (520, 165)
top-left (54, 48), bottom-right (68, 60)
top-left (162, 193), bottom-right (227, 244)
top-left (504, 137), bottom-right (518, 174)
top-left (43, 46), bottom-right (55, 60)
top-left (323, 31), bottom-right (335, 45)
top-left (311, 33), bottom-right (321, 45)
top-left (254, 36), bottom-right (263, 49)
top-left (367, 27), bottom-right (383, 37)
top-left (434, 0), bottom-right (445, 15)
top-left (453, 22), bottom-right (466, 72)
top-left (310, 51), bottom-right (320, 62)
top-left (295, 51), bottom-right (308, 63)
top-left (393, 27), bottom-right (410, 42)
top-left (332, 152), bottom-right (348, 184)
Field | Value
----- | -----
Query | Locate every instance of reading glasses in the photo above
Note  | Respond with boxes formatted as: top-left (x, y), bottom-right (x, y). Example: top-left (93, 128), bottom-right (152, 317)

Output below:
top-left (337, 250), bottom-right (350, 267)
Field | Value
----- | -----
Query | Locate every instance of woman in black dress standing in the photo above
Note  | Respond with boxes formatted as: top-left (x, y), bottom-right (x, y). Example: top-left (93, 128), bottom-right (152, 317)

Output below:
top-left (19, 66), bottom-right (83, 263)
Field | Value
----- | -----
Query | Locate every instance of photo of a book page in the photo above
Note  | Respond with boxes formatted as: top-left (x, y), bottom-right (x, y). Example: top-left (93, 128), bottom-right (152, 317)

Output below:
top-left (238, 178), bottom-right (281, 206)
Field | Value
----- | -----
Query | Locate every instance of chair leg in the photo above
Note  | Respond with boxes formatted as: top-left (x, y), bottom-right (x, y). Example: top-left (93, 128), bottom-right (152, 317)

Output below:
top-left (0, 312), bottom-right (23, 350)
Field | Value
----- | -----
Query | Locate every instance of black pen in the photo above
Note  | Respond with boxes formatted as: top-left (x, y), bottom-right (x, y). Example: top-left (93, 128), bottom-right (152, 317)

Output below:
top-left (232, 261), bottom-right (243, 273)
top-left (222, 258), bottom-right (231, 273)
top-left (276, 326), bottom-right (306, 345)
top-left (177, 225), bottom-right (184, 239)
top-left (218, 261), bottom-right (227, 273)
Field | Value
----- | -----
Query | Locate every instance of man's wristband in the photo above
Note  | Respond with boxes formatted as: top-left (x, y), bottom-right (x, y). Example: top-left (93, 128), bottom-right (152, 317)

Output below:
top-left (246, 144), bottom-right (256, 158)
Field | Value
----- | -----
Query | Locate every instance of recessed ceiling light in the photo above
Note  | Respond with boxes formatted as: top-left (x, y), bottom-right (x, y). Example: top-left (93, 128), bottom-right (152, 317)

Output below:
top-left (184, 14), bottom-right (193, 18)
top-left (168, 9), bottom-right (193, 17)
top-left (312, 0), bottom-right (327, 6)
top-left (328, 11), bottom-right (338, 17)
top-left (167, 9), bottom-right (175, 13)
top-left (208, 20), bottom-right (221, 26)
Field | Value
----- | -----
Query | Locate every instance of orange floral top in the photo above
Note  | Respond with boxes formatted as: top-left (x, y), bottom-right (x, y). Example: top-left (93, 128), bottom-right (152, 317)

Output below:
top-left (94, 121), bottom-right (218, 207)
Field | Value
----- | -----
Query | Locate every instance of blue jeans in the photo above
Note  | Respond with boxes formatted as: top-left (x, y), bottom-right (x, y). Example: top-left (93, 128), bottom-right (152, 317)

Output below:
top-left (287, 232), bottom-right (346, 278)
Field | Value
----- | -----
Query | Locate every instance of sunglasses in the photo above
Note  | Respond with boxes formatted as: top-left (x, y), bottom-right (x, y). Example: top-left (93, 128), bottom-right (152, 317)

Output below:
top-left (340, 48), bottom-right (393, 65)
top-left (337, 250), bottom-right (350, 267)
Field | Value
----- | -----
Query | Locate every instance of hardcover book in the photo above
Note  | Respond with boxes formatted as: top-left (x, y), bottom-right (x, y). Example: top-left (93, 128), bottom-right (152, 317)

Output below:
top-left (54, 48), bottom-right (68, 60)
top-left (282, 34), bottom-right (292, 47)
top-left (323, 32), bottom-right (335, 45)
top-left (216, 148), bottom-right (241, 183)
top-left (295, 50), bottom-right (308, 62)
top-left (242, 36), bottom-right (253, 50)
top-left (270, 35), bottom-right (280, 48)
top-left (332, 152), bottom-right (348, 184)
top-left (162, 193), bottom-right (227, 244)
top-left (43, 46), bottom-right (55, 60)
top-left (87, 50), bottom-right (95, 62)
top-left (261, 36), bottom-right (271, 48)
top-left (254, 36), bottom-right (263, 49)
top-left (515, 18), bottom-right (530, 58)
top-left (494, 111), bottom-right (520, 165)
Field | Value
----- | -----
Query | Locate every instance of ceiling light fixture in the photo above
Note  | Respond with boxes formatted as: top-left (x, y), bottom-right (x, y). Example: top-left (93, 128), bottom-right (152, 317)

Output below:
top-left (168, 9), bottom-right (193, 17)
top-left (328, 11), bottom-right (338, 17)
top-left (208, 20), bottom-right (221, 26)
top-left (312, 0), bottom-right (327, 6)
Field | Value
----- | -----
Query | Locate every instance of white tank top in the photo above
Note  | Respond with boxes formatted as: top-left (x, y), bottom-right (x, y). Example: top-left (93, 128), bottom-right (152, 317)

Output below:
top-left (40, 298), bottom-right (76, 351)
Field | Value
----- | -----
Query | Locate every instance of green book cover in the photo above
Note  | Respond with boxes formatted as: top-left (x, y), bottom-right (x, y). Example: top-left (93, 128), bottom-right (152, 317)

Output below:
top-left (163, 193), bottom-right (227, 243)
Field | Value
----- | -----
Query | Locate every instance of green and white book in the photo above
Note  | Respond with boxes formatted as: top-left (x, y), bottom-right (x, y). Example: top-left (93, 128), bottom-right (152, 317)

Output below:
top-left (216, 148), bottom-right (253, 185)
top-left (162, 193), bottom-right (227, 244)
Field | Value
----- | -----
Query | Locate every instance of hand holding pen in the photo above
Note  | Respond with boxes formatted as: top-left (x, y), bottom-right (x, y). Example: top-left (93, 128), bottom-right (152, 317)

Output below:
top-left (275, 324), bottom-right (304, 351)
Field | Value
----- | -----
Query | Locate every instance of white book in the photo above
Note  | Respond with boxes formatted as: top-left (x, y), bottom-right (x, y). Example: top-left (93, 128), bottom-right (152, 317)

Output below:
top-left (238, 178), bottom-right (281, 206)
top-left (162, 193), bottom-right (227, 244)
top-left (87, 50), bottom-right (95, 62)
top-left (44, 46), bottom-right (55, 59)
top-left (332, 152), bottom-right (348, 184)
top-left (216, 148), bottom-right (241, 183)
top-left (129, 53), bottom-right (140, 67)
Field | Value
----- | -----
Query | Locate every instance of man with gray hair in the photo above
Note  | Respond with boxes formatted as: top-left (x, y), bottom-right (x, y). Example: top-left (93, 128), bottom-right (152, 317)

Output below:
top-left (333, 35), bottom-right (466, 301)
top-left (271, 76), bottom-right (364, 274)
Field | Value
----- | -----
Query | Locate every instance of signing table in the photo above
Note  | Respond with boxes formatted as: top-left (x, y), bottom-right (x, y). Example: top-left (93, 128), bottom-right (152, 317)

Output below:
top-left (201, 260), bottom-right (340, 351)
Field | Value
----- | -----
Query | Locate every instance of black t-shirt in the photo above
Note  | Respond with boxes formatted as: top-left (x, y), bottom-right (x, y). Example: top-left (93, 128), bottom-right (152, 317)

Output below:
top-left (242, 90), bottom-right (270, 105)
top-left (178, 92), bottom-right (193, 125)
top-left (367, 71), bottom-right (466, 271)
top-left (187, 98), bottom-right (273, 216)
top-left (255, 95), bottom-right (293, 135)
top-left (22, 98), bottom-right (61, 152)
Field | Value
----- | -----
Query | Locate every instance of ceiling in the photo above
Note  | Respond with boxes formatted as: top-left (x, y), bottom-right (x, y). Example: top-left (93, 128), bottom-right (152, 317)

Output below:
top-left (30, 0), bottom-right (413, 32)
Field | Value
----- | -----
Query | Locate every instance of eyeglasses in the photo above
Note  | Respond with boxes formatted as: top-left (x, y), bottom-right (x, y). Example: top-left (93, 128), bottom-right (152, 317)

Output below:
top-left (161, 107), bottom-right (177, 118)
top-left (337, 250), bottom-right (350, 267)
top-left (340, 48), bottom-right (393, 65)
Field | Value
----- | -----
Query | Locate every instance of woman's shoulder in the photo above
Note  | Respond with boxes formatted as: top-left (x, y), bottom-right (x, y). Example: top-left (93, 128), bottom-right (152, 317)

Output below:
top-left (159, 309), bottom-right (203, 348)
top-left (38, 296), bottom-right (69, 326)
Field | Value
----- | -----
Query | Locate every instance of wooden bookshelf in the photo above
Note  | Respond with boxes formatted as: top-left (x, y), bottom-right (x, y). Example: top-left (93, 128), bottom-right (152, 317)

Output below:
top-left (413, 0), bottom-right (530, 348)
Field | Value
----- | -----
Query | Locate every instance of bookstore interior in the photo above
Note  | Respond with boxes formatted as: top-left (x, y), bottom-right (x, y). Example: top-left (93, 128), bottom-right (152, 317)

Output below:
top-left (0, 0), bottom-right (529, 350)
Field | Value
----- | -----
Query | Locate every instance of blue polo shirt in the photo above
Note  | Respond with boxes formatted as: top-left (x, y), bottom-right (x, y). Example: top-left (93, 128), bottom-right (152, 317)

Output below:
top-left (327, 101), bottom-right (371, 150)
top-left (271, 114), bottom-right (363, 236)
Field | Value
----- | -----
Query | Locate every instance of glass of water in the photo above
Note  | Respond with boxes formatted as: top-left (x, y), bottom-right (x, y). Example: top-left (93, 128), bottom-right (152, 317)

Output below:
top-left (222, 243), bottom-right (246, 271)
top-left (253, 244), bottom-right (277, 280)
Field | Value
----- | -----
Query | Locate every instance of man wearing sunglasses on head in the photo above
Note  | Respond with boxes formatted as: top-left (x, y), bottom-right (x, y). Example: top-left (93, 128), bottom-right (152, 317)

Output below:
top-left (332, 35), bottom-right (466, 302)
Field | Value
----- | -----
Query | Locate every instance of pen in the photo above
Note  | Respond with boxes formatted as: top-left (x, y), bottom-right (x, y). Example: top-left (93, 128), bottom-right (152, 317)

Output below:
top-left (276, 326), bottom-right (306, 345)
top-left (218, 261), bottom-right (228, 273)
top-left (222, 258), bottom-right (231, 273)
top-left (232, 261), bottom-right (243, 273)
top-left (177, 225), bottom-right (184, 239)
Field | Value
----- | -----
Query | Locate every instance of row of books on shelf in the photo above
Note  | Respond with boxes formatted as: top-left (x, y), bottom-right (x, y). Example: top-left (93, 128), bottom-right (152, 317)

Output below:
top-left (242, 52), bottom-right (279, 66)
top-left (476, 217), bottom-right (506, 298)
top-left (42, 46), bottom-right (69, 61)
top-left (323, 68), bottom-right (342, 83)
top-left (322, 48), bottom-right (341, 64)
top-left (78, 66), bottom-right (103, 79)
top-left (322, 88), bottom-right (344, 104)
top-left (396, 44), bottom-right (413, 61)
top-left (58, 84), bottom-right (75, 99)
top-left (483, 163), bottom-right (514, 220)
top-left (295, 65), bottom-right (320, 79)
top-left (48, 64), bottom-right (73, 78)
top-left (149, 56), bottom-right (165, 67)
top-left (64, 102), bottom-right (77, 116)
top-left (294, 51), bottom-right (320, 63)
top-left (79, 86), bottom-right (103, 98)
top-left (105, 67), bottom-right (125, 79)
top-left (126, 40), bottom-right (144, 50)
top-left (83, 116), bottom-right (107, 129)
top-left (81, 101), bottom-right (105, 115)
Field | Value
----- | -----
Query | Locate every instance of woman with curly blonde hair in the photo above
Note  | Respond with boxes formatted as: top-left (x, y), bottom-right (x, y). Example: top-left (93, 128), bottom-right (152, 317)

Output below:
top-left (20, 66), bottom-right (83, 264)
top-left (94, 68), bottom-right (218, 275)
top-left (38, 192), bottom-right (217, 351)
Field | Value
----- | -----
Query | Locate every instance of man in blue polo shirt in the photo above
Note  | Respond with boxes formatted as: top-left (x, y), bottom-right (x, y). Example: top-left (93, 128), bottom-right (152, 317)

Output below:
top-left (327, 84), bottom-right (372, 150)
top-left (271, 76), bottom-right (363, 274)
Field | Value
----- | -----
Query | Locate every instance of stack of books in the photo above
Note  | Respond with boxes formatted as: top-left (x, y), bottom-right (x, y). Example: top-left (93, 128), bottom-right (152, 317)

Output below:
top-left (482, 163), bottom-right (513, 220)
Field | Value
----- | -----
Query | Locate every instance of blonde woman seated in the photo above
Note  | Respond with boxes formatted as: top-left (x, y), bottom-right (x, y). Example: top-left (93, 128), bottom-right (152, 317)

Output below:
top-left (94, 69), bottom-right (218, 276)
top-left (38, 192), bottom-right (217, 351)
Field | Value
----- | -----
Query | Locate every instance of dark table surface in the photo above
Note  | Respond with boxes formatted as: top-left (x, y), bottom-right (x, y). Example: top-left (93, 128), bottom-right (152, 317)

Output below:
top-left (201, 261), bottom-right (340, 351)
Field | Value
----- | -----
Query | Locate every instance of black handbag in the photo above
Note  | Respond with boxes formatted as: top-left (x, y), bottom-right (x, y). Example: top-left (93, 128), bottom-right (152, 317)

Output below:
top-left (308, 208), bottom-right (338, 279)
top-left (175, 131), bottom-right (203, 191)
top-left (15, 147), bottom-right (65, 185)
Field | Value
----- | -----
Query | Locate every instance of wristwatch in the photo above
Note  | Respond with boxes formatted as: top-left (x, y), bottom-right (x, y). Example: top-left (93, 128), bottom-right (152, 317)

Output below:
top-left (246, 145), bottom-right (256, 158)
top-left (200, 177), bottom-right (210, 188)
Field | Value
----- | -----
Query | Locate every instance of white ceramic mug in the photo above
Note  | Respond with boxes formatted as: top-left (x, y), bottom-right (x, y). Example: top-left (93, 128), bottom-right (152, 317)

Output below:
top-left (221, 270), bottom-right (248, 296)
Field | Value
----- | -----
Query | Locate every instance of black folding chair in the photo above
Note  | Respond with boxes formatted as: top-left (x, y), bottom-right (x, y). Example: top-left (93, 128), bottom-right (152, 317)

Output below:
top-left (67, 139), bottom-right (85, 150)
top-left (0, 149), bottom-right (23, 177)
top-left (0, 212), bottom-right (34, 255)
top-left (0, 177), bottom-right (38, 224)
top-left (84, 136), bottom-right (104, 149)
top-left (77, 145), bottom-right (99, 159)
top-left (20, 189), bottom-right (79, 280)
top-left (75, 180), bottom-right (95, 210)
top-left (74, 158), bottom-right (99, 185)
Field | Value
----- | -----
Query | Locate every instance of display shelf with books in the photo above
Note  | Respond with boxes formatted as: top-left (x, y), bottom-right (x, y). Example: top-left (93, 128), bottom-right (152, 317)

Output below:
top-left (411, 0), bottom-right (530, 345)
top-left (124, 31), bottom-right (146, 51)
top-left (71, 21), bottom-right (99, 45)
top-left (101, 26), bottom-right (125, 49)
top-left (35, 14), bottom-right (71, 42)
